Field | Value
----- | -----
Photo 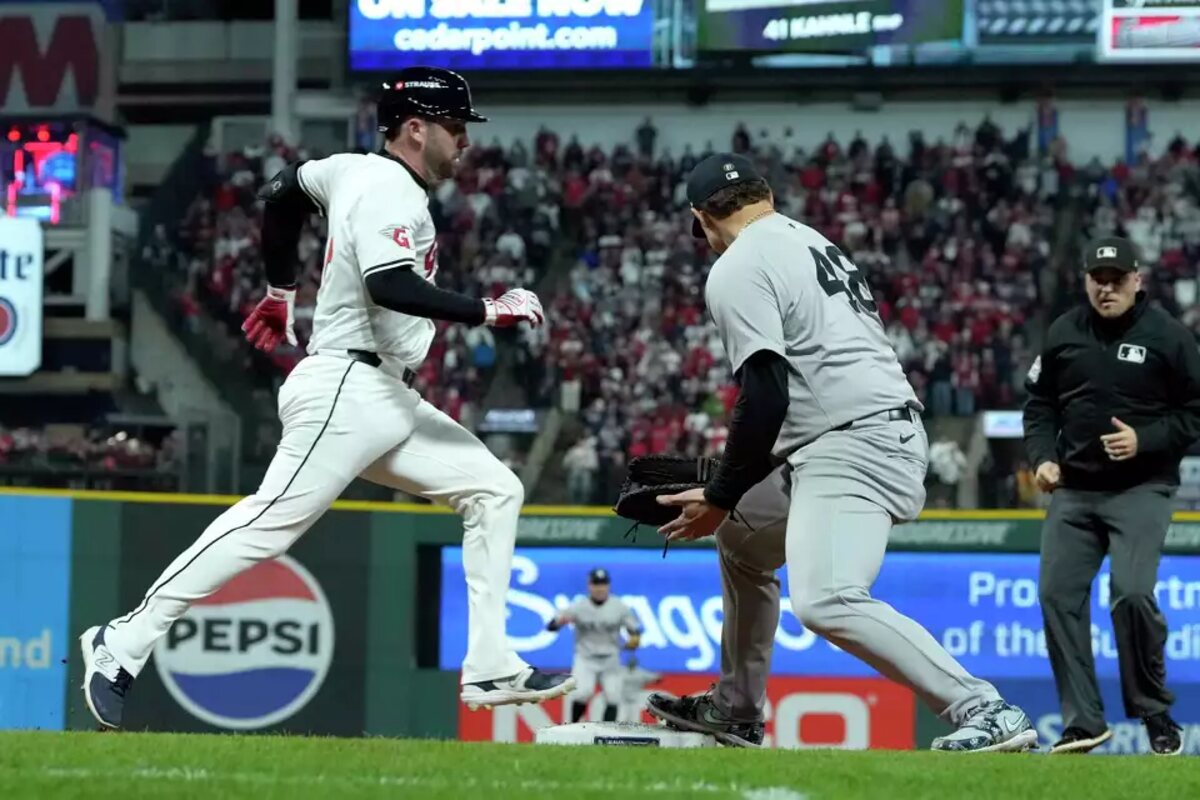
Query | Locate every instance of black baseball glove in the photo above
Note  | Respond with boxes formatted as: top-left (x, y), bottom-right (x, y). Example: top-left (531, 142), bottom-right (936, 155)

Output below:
top-left (613, 455), bottom-right (719, 527)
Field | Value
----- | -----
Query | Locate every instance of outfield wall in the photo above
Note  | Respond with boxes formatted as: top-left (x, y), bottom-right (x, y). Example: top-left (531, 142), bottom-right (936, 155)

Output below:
top-left (3, 489), bottom-right (1199, 753)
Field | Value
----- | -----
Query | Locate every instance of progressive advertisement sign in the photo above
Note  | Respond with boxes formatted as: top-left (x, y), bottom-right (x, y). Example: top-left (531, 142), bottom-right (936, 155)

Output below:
top-left (348, 0), bottom-right (657, 71)
top-left (439, 547), bottom-right (1200, 681)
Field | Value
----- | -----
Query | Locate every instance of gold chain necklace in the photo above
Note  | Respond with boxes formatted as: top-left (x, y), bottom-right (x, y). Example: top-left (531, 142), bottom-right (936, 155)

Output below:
top-left (737, 208), bottom-right (775, 237)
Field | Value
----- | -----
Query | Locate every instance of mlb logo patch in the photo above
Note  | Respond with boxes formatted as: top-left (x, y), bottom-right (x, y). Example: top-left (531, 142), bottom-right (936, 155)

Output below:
top-left (1118, 343), bottom-right (1147, 364)
top-left (1097, 246), bottom-right (1118, 259)
top-left (153, 556), bottom-right (335, 730)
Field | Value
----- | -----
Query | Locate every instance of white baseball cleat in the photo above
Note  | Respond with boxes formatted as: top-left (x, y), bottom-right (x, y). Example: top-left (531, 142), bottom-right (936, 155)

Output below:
top-left (460, 667), bottom-right (576, 709)
top-left (931, 700), bottom-right (1038, 753)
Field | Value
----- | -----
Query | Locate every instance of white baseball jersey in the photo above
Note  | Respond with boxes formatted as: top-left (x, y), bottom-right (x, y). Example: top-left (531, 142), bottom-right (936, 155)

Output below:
top-left (704, 213), bottom-right (921, 456)
top-left (565, 597), bottom-right (641, 660)
top-left (298, 151), bottom-right (441, 370)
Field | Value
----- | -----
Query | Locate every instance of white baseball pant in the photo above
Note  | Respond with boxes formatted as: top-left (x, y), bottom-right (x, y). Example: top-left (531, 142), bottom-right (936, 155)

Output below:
top-left (104, 353), bottom-right (529, 684)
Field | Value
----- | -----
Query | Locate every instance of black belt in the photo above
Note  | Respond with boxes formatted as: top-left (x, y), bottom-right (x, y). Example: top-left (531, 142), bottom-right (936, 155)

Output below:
top-left (347, 349), bottom-right (416, 387)
top-left (833, 406), bottom-right (913, 432)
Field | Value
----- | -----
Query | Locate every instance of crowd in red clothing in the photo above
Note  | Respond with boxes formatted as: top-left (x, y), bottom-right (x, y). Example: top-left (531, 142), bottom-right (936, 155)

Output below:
top-left (148, 134), bottom-right (551, 422)
top-left (147, 119), bottom-right (1062, 480)
top-left (1072, 134), bottom-right (1200, 325)
top-left (513, 118), bottom-right (1056, 496)
top-left (0, 425), bottom-right (178, 490)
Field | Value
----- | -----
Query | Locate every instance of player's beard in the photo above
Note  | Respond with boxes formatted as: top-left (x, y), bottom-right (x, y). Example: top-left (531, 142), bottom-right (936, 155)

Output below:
top-left (427, 149), bottom-right (457, 183)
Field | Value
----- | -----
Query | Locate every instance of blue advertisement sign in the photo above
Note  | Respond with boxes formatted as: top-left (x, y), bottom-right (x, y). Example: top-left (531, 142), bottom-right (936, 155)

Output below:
top-left (0, 496), bottom-right (72, 730)
top-left (348, 0), bottom-right (657, 71)
top-left (440, 547), bottom-right (1200, 683)
top-left (995, 678), bottom-right (1200, 755)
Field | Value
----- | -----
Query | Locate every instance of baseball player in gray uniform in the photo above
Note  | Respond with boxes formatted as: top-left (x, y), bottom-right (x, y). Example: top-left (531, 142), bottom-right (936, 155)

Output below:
top-left (646, 154), bottom-right (1037, 752)
top-left (78, 67), bottom-right (573, 729)
top-left (548, 568), bottom-right (642, 723)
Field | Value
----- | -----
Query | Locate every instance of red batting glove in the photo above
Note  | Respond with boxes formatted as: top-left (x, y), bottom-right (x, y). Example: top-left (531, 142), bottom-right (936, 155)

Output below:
top-left (482, 288), bottom-right (545, 328)
top-left (241, 285), bottom-right (297, 352)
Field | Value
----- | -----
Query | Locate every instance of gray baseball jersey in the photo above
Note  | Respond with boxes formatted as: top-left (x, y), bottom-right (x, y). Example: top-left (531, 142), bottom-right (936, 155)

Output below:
top-left (564, 597), bottom-right (640, 659)
top-left (704, 213), bottom-right (921, 457)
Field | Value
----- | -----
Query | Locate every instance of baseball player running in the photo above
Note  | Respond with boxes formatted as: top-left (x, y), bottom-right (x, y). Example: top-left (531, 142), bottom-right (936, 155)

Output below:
top-left (548, 568), bottom-right (642, 723)
top-left (79, 67), bottom-right (573, 729)
top-left (644, 154), bottom-right (1036, 752)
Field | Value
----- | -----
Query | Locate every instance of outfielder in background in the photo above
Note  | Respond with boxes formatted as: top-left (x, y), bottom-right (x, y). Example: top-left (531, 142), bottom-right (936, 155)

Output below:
top-left (647, 154), bottom-right (1037, 752)
top-left (548, 568), bottom-right (642, 723)
top-left (78, 67), bottom-right (573, 729)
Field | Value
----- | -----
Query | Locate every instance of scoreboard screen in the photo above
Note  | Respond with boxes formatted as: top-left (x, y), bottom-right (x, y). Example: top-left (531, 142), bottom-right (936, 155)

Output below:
top-left (1099, 1), bottom-right (1200, 62)
top-left (699, 0), bottom-right (964, 56)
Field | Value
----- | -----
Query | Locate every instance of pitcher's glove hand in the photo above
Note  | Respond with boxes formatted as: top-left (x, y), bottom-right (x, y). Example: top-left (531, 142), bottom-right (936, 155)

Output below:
top-left (613, 455), bottom-right (719, 527)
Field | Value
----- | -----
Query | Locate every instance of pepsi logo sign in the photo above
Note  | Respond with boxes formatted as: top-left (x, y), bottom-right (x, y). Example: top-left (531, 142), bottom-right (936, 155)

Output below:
top-left (153, 556), bottom-right (335, 730)
top-left (0, 297), bottom-right (15, 346)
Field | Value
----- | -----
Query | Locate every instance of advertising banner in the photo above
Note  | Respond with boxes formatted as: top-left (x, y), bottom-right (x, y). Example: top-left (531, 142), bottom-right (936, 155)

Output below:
top-left (0, 215), bottom-right (43, 376)
top-left (0, 495), bottom-right (71, 730)
top-left (348, 0), bottom-right (657, 71)
top-left (459, 672), bottom-right (916, 749)
top-left (440, 547), bottom-right (1200, 682)
top-left (995, 678), bottom-right (1200, 755)
top-left (115, 504), bottom-right (371, 734)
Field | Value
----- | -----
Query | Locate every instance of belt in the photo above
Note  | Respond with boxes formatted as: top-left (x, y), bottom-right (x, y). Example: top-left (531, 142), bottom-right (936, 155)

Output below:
top-left (346, 349), bottom-right (416, 387)
top-left (833, 406), bottom-right (913, 432)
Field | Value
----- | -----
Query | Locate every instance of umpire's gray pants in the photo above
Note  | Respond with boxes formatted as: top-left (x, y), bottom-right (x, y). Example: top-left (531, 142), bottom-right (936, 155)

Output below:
top-left (712, 414), bottom-right (1000, 726)
top-left (1039, 485), bottom-right (1176, 733)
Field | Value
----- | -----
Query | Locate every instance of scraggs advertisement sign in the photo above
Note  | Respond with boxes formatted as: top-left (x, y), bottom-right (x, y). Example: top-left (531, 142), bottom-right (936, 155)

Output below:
top-left (459, 675), bottom-right (916, 750)
top-left (0, 2), bottom-right (105, 113)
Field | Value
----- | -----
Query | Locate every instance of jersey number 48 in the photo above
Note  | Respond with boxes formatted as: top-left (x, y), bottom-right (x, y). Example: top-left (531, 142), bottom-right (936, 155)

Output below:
top-left (811, 245), bottom-right (878, 315)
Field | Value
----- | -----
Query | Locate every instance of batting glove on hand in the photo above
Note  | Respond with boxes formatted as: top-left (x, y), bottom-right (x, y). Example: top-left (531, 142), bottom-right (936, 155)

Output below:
top-left (241, 285), bottom-right (297, 352)
top-left (483, 288), bottom-right (545, 328)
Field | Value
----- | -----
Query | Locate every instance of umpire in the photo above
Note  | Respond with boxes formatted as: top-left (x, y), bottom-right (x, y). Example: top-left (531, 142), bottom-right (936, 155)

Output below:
top-left (1024, 236), bottom-right (1200, 756)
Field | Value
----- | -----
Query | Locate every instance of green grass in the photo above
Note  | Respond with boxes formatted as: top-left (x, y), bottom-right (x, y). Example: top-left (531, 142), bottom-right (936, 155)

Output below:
top-left (0, 732), bottom-right (1197, 800)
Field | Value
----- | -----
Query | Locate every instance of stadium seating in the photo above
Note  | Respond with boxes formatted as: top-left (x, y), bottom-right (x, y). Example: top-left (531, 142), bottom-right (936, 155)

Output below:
top-left (143, 119), bottom-right (1056, 501)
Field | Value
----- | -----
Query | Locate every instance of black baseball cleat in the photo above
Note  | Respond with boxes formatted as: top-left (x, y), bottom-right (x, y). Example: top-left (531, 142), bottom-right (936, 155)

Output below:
top-left (1049, 726), bottom-right (1113, 754)
top-left (1144, 712), bottom-right (1184, 756)
top-left (646, 690), bottom-right (764, 748)
top-left (460, 667), bottom-right (576, 710)
top-left (79, 625), bottom-right (134, 729)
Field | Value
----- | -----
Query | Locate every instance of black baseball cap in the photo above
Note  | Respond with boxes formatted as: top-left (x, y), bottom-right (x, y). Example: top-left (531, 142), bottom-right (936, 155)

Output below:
top-left (588, 568), bottom-right (610, 584)
top-left (377, 66), bottom-right (488, 132)
top-left (1084, 236), bottom-right (1138, 274)
top-left (686, 153), bottom-right (765, 238)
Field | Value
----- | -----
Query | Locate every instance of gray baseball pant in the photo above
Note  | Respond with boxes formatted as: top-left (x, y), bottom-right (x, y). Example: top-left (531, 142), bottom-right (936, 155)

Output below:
top-left (1039, 484), bottom-right (1176, 733)
top-left (711, 414), bottom-right (1000, 726)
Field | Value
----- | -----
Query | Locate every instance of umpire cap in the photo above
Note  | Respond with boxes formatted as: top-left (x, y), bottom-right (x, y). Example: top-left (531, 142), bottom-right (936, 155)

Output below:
top-left (377, 66), bottom-right (488, 133)
top-left (1084, 236), bottom-right (1139, 274)
top-left (588, 568), bottom-right (611, 585)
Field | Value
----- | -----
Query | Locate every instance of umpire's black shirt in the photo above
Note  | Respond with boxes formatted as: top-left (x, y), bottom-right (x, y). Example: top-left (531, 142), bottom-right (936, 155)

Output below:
top-left (1024, 291), bottom-right (1200, 491)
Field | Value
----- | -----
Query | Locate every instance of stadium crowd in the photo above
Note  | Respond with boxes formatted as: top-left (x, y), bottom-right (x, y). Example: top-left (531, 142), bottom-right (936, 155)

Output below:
top-left (131, 115), bottom-right (1116, 505)
top-left (0, 425), bottom-right (178, 489)
top-left (514, 119), bottom-right (1056, 501)
top-left (1075, 134), bottom-right (1200, 328)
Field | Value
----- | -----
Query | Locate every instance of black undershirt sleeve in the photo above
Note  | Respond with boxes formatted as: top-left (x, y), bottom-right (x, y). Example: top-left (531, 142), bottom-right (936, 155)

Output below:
top-left (704, 349), bottom-right (790, 511)
top-left (259, 162), bottom-right (316, 288)
top-left (365, 267), bottom-right (487, 326)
